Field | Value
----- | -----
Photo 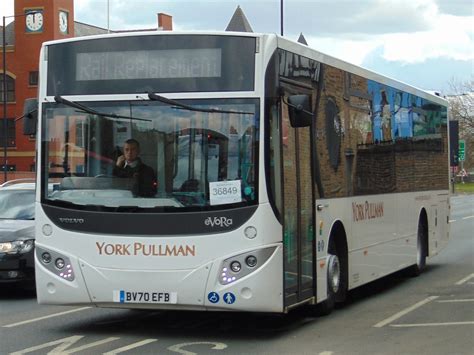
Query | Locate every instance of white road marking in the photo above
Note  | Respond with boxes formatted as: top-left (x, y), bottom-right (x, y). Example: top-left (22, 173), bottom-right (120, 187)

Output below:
top-left (462, 215), bottom-right (474, 220)
top-left (3, 307), bottom-right (91, 328)
top-left (437, 299), bottom-right (474, 303)
top-left (103, 339), bottom-right (158, 354)
top-left (319, 352), bottom-right (334, 355)
top-left (373, 296), bottom-right (438, 328)
top-left (390, 321), bottom-right (474, 327)
top-left (449, 219), bottom-right (456, 223)
top-left (9, 336), bottom-right (119, 355)
top-left (53, 337), bottom-right (120, 354)
top-left (10, 335), bottom-right (85, 355)
top-left (168, 342), bottom-right (227, 355)
top-left (455, 273), bottom-right (474, 285)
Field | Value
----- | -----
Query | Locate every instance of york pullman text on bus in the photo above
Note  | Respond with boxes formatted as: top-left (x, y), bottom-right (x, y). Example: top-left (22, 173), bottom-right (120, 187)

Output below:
top-left (31, 32), bottom-right (450, 314)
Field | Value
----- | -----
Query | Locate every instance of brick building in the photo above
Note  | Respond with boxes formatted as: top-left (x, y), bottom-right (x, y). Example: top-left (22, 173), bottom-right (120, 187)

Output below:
top-left (0, 0), bottom-right (172, 183)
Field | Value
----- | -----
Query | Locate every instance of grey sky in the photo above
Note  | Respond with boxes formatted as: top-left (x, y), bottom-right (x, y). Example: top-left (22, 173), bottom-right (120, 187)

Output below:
top-left (1, 0), bottom-right (472, 92)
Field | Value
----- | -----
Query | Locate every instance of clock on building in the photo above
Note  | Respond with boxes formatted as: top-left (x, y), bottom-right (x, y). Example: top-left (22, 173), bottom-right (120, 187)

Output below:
top-left (25, 10), bottom-right (44, 33)
top-left (59, 11), bottom-right (68, 34)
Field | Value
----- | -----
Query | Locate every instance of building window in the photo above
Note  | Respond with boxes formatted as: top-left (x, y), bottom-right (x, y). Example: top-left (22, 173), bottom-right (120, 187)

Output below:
top-left (0, 118), bottom-right (16, 147)
top-left (0, 74), bottom-right (15, 102)
top-left (29, 71), bottom-right (39, 86)
top-left (76, 121), bottom-right (86, 148)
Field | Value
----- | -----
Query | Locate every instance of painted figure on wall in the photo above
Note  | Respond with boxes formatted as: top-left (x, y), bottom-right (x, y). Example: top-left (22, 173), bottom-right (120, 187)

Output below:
top-left (380, 90), bottom-right (392, 142)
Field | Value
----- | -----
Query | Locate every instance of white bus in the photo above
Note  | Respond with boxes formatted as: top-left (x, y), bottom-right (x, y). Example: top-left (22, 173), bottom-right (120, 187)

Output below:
top-left (32, 31), bottom-right (450, 314)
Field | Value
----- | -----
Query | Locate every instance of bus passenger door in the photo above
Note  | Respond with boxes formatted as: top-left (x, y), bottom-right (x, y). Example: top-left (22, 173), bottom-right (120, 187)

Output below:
top-left (281, 87), bottom-right (316, 306)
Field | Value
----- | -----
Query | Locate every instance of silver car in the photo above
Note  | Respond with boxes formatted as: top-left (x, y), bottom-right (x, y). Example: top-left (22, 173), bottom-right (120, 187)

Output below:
top-left (0, 180), bottom-right (36, 288)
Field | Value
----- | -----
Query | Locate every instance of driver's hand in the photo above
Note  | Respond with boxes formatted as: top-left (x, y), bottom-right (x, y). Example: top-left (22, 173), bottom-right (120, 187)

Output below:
top-left (116, 155), bottom-right (125, 167)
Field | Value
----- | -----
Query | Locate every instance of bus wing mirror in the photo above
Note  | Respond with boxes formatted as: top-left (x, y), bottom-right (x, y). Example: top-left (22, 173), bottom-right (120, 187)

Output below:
top-left (22, 98), bottom-right (38, 136)
top-left (287, 94), bottom-right (313, 127)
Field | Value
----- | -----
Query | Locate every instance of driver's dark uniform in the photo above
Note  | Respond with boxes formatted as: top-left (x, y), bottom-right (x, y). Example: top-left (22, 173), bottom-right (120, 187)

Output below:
top-left (112, 158), bottom-right (157, 197)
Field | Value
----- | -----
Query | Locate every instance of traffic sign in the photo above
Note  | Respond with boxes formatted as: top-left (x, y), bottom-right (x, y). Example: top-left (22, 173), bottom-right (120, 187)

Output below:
top-left (459, 140), bottom-right (465, 162)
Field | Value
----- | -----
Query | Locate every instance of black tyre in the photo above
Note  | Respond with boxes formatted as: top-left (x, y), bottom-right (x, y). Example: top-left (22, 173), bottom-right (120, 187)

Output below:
top-left (315, 240), bottom-right (346, 316)
top-left (408, 219), bottom-right (427, 277)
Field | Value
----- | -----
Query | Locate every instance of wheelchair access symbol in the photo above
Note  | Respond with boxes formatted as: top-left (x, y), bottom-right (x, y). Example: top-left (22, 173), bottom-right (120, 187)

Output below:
top-left (223, 292), bottom-right (236, 304)
top-left (208, 292), bottom-right (219, 304)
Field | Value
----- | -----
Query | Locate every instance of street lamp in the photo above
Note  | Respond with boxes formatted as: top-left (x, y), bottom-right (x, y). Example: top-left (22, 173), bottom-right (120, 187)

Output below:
top-left (2, 11), bottom-right (39, 182)
top-left (280, 0), bottom-right (284, 36)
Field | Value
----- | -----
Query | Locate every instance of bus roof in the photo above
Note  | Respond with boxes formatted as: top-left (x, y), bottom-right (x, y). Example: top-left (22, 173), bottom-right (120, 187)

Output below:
top-left (275, 35), bottom-right (447, 106)
top-left (42, 30), bottom-right (447, 106)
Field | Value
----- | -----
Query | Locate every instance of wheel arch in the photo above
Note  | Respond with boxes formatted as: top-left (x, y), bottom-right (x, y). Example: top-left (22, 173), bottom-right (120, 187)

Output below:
top-left (328, 220), bottom-right (348, 256)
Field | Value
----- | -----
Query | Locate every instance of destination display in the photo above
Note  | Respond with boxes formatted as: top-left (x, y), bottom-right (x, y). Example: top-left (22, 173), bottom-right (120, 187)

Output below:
top-left (47, 34), bottom-right (256, 94)
top-left (76, 48), bottom-right (222, 81)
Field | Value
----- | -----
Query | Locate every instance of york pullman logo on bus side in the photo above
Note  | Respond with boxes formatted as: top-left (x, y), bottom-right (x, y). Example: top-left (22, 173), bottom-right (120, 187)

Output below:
top-left (352, 201), bottom-right (384, 222)
top-left (59, 217), bottom-right (85, 224)
top-left (204, 216), bottom-right (233, 228)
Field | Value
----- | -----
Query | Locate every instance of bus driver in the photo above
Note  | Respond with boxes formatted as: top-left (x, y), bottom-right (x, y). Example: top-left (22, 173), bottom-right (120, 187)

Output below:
top-left (113, 138), bottom-right (157, 197)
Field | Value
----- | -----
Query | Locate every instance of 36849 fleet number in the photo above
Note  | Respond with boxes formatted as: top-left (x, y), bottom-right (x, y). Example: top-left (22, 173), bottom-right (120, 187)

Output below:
top-left (212, 186), bottom-right (239, 196)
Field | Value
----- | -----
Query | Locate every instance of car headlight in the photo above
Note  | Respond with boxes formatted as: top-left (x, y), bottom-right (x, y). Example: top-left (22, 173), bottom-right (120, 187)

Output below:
top-left (0, 240), bottom-right (35, 255)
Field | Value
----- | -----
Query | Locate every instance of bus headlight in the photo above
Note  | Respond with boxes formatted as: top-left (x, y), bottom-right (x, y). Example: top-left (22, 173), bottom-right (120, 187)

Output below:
top-left (245, 255), bottom-right (258, 267)
top-left (230, 261), bottom-right (242, 272)
top-left (41, 252), bottom-right (52, 263)
top-left (55, 258), bottom-right (65, 269)
top-left (219, 247), bottom-right (276, 285)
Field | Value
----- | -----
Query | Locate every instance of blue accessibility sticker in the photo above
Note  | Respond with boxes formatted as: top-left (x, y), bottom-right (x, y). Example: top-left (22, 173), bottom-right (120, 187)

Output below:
top-left (208, 292), bottom-right (219, 304)
top-left (223, 292), bottom-right (236, 304)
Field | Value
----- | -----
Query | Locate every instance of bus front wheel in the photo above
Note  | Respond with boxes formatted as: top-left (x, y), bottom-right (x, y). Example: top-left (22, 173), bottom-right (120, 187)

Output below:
top-left (315, 240), bottom-right (346, 316)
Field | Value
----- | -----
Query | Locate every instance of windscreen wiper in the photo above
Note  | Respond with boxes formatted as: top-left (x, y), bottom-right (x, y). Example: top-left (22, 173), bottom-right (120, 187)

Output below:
top-left (54, 96), bottom-right (151, 122)
top-left (147, 92), bottom-right (254, 115)
top-left (15, 109), bottom-right (37, 122)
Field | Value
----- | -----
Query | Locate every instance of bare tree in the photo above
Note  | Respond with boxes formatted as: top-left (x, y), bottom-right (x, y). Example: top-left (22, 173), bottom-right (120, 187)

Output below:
top-left (447, 77), bottom-right (474, 132)
top-left (447, 77), bottom-right (474, 174)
